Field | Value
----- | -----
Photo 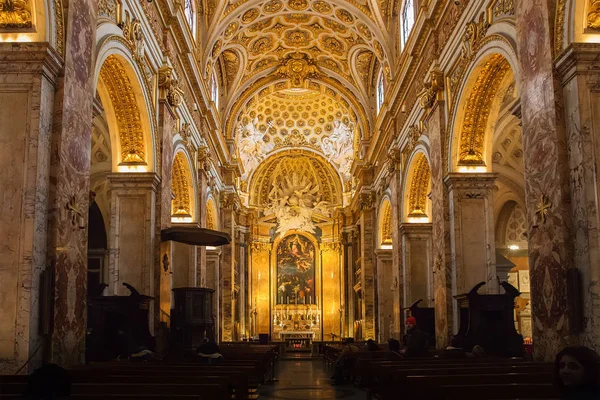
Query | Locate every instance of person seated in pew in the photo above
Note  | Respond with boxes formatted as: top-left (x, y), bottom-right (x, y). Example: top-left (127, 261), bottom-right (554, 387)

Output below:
top-left (401, 316), bottom-right (429, 358)
top-left (24, 363), bottom-right (71, 399)
top-left (366, 339), bottom-right (380, 351)
top-left (554, 346), bottom-right (600, 400)
top-left (439, 337), bottom-right (466, 359)
top-left (466, 344), bottom-right (487, 358)
top-left (330, 338), bottom-right (360, 385)
top-left (386, 338), bottom-right (403, 360)
top-left (197, 338), bottom-right (224, 364)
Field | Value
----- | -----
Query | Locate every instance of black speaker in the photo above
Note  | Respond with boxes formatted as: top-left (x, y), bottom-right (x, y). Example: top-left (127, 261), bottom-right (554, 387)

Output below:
top-left (566, 268), bottom-right (583, 333)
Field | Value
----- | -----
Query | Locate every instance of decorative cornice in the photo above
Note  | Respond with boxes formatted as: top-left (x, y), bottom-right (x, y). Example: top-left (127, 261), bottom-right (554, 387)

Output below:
top-left (443, 173), bottom-right (498, 195)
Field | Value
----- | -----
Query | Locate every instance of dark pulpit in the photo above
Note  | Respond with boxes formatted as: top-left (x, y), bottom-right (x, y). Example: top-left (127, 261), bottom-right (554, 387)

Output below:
top-left (171, 287), bottom-right (215, 352)
top-left (86, 283), bottom-right (154, 362)
top-left (408, 299), bottom-right (436, 347)
top-left (453, 281), bottom-right (523, 357)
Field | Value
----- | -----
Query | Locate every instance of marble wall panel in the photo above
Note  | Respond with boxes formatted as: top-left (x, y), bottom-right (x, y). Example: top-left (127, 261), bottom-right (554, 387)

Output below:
top-left (172, 241), bottom-right (195, 288)
top-left (159, 103), bottom-right (175, 231)
top-left (516, 0), bottom-right (575, 360)
top-left (250, 245), bottom-right (270, 335)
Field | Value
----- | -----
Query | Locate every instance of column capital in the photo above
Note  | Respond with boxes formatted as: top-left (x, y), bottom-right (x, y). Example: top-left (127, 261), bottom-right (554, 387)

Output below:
top-left (400, 223), bottom-right (432, 237)
top-left (443, 173), bottom-right (497, 193)
top-left (107, 172), bottom-right (161, 191)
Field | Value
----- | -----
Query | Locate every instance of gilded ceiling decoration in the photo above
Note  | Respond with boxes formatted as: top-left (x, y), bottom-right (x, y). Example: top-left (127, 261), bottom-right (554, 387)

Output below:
top-left (235, 87), bottom-right (356, 183)
top-left (99, 55), bottom-right (146, 165)
top-left (380, 200), bottom-right (392, 245)
top-left (250, 151), bottom-right (342, 209)
top-left (408, 153), bottom-right (430, 218)
top-left (172, 152), bottom-right (193, 218)
top-left (0, 0), bottom-right (32, 29)
top-left (458, 54), bottom-right (510, 165)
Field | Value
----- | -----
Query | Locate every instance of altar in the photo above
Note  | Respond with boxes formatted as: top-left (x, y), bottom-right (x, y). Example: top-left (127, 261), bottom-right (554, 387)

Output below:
top-left (279, 331), bottom-right (314, 352)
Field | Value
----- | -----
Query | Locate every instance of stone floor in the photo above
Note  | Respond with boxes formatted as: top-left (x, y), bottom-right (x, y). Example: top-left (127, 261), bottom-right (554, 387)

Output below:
top-left (259, 358), bottom-right (367, 399)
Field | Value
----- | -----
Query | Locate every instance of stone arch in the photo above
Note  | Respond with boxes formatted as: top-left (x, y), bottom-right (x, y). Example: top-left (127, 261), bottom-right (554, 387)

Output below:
top-left (403, 150), bottom-right (431, 223)
top-left (378, 197), bottom-right (392, 248)
top-left (94, 50), bottom-right (155, 172)
top-left (171, 151), bottom-right (197, 223)
top-left (449, 52), bottom-right (517, 173)
top-left (206, 196), bottom-right (219, 230)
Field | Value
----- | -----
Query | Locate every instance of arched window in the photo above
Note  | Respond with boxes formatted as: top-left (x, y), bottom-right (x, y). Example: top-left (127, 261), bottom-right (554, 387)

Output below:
top-left (211, 73), bottom-right (219, 109)
top-left (376, 70), bottom-right (384, 114)
top-left (184, 0), bottom-right (196, 38)
top-left (401, 0), bottom-right (416, 48)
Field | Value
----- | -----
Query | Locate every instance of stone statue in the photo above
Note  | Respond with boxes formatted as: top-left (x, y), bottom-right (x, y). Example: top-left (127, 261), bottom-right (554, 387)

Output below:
top-left (321, 120), bottom-right (354, 180)
top-left (236, 118), bottom-right (273, 179)
top-left (265, 172), bottom-right (331, 237)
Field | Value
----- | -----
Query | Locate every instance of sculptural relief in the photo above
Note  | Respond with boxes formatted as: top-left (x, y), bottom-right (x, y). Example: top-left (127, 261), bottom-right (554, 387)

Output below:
top-left (265, 171), bottom-right (330, 237)
top-left (236, 118), bottom-right (274, 179)
top-left (321, 120), bottom-right (354, 181)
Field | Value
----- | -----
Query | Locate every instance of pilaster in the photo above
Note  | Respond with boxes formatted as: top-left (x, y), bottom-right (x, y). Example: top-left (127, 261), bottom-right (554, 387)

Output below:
top-left (400, 223), bottom-right (433, 309)
top-left (516, 0), bottom-right (576, 360)
top-left (250, 239), bottom-right (271, 336)
top-left (388, 149), bottom-right (404, 338)
top-left (556, 42), bottom-right (600, 350)
top-left (359, 191), bottom-right (376, 340)
top-left (375, 249), bottom-right (393, 342)
top-left (0, 43), bottom-right (62, 374)
top-left (444, 173), bottom-right (498, 298)
top-left (206, 247), bottom-right (221, 342)
top-left (322, 241), bottom-right (343, 340)
top-left (46, 0), bottom-right (98, 367)
top-left (220, 192), bottom-right (239, 341)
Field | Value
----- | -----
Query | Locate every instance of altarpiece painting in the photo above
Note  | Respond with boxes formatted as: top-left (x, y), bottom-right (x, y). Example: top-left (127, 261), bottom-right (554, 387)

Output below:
top-left (276, 234), bottom-right (315, 305)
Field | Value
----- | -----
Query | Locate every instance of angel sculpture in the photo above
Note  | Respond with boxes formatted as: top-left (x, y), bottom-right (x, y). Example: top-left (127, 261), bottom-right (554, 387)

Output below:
top-left (236, 118), bottom-right (273, 179)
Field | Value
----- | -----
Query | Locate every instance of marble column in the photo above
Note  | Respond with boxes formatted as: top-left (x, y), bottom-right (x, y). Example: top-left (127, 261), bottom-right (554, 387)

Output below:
top-left (45, 0), bottom-right (97, 367)
top-left (401, 224), bottom-right (433, 308)
top-left (196, 168), bottom-right (209, 287)
top-left (389, 151), bottom-right (404, 338)
top-left (516, 0), bottom-right (576, 360)
top-left (0, 44), bottom-right (62, 374)
top-left (322, 242), bottom-right (343, 340)
top-left (220, 194), bottom-right (237, 341)
top-left (375, 249), bottom-right (394, 342)
top-left (426, 100), bottom-right (453, 348)
top-left (107, 173), bottom-right (159, 296)
top-left (206, 248), bottom-right (221, 342)
top-left (445, 173), bottom-right (498, 298)
top-left (359, 193), bottom-right (377, 340)
top-left (557, 43), bottom-right (600, 350)
top-left (251, 240), bottom-right (271, 336)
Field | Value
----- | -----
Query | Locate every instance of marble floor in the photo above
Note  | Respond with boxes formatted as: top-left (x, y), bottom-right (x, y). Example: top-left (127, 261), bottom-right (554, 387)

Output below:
top-left (259, 358), bottom-right (367, 399)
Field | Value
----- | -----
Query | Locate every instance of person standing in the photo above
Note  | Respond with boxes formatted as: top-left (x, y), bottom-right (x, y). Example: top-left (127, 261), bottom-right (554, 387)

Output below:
top-left (401, 316), bottom-right (429, 358)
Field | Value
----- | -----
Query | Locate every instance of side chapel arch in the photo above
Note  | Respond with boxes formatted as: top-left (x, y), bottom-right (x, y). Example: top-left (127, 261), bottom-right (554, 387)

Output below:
top-left (448, 40), bottom-right (520, 173)
top-left (378, 198), bottom-right (392, 248)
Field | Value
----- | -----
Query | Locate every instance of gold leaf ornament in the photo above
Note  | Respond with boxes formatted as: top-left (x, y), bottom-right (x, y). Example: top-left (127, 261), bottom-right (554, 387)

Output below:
top-left (535, 193), bottom-right (552, 224)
